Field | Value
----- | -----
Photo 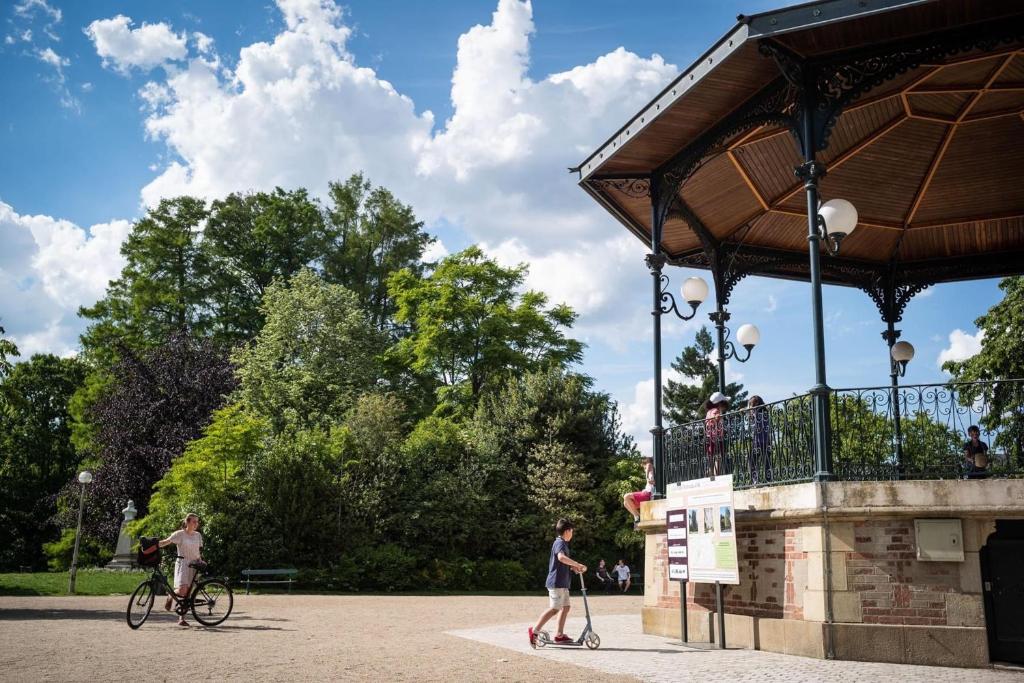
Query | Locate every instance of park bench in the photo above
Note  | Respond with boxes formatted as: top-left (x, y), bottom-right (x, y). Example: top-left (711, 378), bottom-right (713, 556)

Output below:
top-left (241, 568), bottom-right (298, 594)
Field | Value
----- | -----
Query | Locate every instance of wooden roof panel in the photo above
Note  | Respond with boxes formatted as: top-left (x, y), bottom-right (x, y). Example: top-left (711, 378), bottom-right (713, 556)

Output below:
top-left (682, 154), bottom-right (764, 238)
top-left (733, 132), bottom-right (801, 203)
top-left (922, 54), bottom-right (1004, 87)
top-left (743, 210), bottom-right (806, 252)
top-left (967, 90), bottom-right (1024, 116)
top-left (899, 216), bottom-right (1024, 261)
top-left (907, 92), bottom-right (971, 119)
top-left (912, 115), bottom-right (1024, 224)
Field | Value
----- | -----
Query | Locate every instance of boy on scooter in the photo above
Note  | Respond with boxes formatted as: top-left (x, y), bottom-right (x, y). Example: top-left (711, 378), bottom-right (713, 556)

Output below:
top-left (528, 518), bottom-right (586, 648)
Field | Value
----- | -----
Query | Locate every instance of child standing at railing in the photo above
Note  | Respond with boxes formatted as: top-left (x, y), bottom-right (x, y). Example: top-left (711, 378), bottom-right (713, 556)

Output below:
top-left (747, 396), bottom-right (773, 485)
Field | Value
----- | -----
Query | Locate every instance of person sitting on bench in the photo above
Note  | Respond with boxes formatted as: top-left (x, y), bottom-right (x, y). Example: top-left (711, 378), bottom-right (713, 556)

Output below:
top-left (594, 559), bottom-right (615, 594)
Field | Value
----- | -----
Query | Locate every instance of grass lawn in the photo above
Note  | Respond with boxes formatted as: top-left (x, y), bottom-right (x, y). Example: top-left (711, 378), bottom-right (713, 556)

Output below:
top-left (0, 569), bottom-right (149, 596)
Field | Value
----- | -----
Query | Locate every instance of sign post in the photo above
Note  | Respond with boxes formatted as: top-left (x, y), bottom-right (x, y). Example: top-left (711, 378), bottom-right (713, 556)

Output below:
top-left (665, 507), bottom-right (689, 643)
top-left (667, 475), bottom-right (739, 649)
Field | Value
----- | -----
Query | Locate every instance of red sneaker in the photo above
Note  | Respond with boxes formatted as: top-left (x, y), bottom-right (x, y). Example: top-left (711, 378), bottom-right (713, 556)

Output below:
top-left (554, 634), bottom-right (573, 643)
top-left (528, 627), bottom-right (536, 649)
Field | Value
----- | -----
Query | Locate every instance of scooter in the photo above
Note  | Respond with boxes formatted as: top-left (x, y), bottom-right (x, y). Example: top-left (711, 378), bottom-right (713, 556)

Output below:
top-left (535, 571), bottom-right (601, 649)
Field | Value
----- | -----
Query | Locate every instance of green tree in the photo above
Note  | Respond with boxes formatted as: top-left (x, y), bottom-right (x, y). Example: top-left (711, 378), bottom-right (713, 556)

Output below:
top-left (527, 441), bottom-right (598, 525)
top-left (943, 276), bottom-right (1024, 464)
top-left (79, 197), bottom-right (211, 363)
top-left (323, 174), bottom-right (435, 331)
top-left (204, 188), bottom-right (331, 344)
top-left (0, 354), bottom-right (87, 569)
top-left (663, 326), bottom-right (747, 425)
top-left (0, 324), bottom-right (19, 412)
top-left (233, 269), bottom-right (385, 432)
top-left (388, 246), bottom-right (583, 411)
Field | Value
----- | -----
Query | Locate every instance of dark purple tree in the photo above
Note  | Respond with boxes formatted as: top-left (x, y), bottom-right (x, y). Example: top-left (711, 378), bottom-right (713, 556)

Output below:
top-left (60, 330), bottom-right (236, 543)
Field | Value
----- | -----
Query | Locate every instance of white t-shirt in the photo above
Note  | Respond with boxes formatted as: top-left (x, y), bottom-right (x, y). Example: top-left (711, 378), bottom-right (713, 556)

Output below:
top-left (615, 564), bottom-right (631, 580)
top-left (169, 529), bottom-right (203, 561)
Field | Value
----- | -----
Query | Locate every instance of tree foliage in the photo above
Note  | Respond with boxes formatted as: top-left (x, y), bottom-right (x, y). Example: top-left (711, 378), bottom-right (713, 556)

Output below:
top-left (943, 276), bottom-right (1024, 462)
top-left (0, 355), bottom-right (86, 569)
top-left (323, 174), bottom-right (435, 331)
top-left (389, 246), bottom-right (584, 412)
top-left (58, 330), bottom-right (235, 544)
top-left (232, 269), bottom-right (385, 432)
top-left (663, 326), bottom-right (747, 425)
top-left (79, 197), bottom-right (211, 364)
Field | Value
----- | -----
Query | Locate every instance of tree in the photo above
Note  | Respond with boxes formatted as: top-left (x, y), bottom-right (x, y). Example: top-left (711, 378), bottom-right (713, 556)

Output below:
top-left (943, 276), bottom-right (1024, 464)
top-left (232, 269), bottom-right (385, 432)
top-left (204, 188), bottom-right (331, 344)
top-left (79, 197), bottom-right (211, 364)
top-left (0, 355), bottom-right (87, 569)
top-left (388, 246), bottom-right (584, 411)
top-left (323, 174), bottom-right (435, 331)
top-left (0, 324), bottom-right (19, 412)
top-left (663, 326), bottom-right (747, 425)
top-left (56, 330), bottom-right (236, 545)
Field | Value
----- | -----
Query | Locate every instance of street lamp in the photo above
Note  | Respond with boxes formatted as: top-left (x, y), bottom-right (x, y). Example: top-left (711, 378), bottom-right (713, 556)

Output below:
top-left (68, 470), bottom-right (92, 594)
top-left (817, 198), bottom-right (859, 256)
top-left (659, 274), bottom-right (709, 320)
top-left (891, 340), bottom-right (915, 377)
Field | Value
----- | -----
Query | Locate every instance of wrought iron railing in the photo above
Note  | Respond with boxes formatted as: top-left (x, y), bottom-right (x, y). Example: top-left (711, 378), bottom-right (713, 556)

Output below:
top-left (662, 379), bottom-right (1024, 490)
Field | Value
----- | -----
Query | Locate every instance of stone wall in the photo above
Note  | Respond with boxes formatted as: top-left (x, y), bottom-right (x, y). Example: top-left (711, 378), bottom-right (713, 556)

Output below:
top-left (640, 479), bottom-right (1024, 667)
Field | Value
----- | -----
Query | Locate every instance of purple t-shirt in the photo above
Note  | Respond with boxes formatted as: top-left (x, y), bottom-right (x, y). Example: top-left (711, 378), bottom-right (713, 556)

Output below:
top-left (545, 537), bottom-right (572, 589)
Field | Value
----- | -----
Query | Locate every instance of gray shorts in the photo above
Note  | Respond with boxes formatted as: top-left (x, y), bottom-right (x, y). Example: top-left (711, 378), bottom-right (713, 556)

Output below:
top-left (548, 587), bottom-right (570, 609)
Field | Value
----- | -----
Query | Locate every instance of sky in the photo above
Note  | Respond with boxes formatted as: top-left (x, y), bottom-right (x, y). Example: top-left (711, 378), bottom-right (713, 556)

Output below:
top-left (0, 0), bottom-right (1003, 454)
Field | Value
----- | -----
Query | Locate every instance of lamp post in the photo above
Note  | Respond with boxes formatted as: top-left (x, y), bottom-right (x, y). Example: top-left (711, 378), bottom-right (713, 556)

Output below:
top-left (883, 328), bottom-right (915, 476)
top-left (707, 310), bottom-right (760, 395)
top-left (68, 470), bottom-right (92, 594)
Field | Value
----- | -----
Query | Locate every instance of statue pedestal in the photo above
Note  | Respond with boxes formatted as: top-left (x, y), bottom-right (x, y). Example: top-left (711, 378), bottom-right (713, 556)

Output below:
top-left (106, 500), bottom-right (137, 570)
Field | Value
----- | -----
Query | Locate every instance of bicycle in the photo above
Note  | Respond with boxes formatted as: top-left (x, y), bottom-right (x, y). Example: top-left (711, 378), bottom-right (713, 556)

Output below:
top-left (127, 554), bottom-right (233, 629)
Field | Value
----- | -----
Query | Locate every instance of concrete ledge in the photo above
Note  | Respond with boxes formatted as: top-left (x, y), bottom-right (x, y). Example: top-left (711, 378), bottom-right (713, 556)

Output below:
top-left (831, 622), bottom-right (990, 668)
top-left (641, 606), bottom-right (825, 659)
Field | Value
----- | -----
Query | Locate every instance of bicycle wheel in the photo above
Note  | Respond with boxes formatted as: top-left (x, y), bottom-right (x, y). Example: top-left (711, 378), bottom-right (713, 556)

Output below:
top-left (190, 578), bottom-right (233, 627)
top-left (126, 579), bottom-right (155, 629)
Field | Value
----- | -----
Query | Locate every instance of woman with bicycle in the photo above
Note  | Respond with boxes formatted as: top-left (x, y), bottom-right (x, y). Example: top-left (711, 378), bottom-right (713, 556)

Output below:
top-left (158, 513), bottom-right (204, 627)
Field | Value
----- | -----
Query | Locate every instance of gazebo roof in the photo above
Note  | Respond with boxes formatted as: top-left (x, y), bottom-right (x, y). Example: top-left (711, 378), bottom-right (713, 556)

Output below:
top-left (577, 0), bottom-right (1024, 293)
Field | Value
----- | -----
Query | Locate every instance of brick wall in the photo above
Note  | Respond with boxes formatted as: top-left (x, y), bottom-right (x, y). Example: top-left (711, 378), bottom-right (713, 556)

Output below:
top-left (651, 522), bottom-right (808, 620)
top-left (846, 520), bottom-right (964, 626)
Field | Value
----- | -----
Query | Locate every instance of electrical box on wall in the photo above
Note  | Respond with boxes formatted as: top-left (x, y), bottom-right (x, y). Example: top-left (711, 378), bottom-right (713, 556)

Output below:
top-left (914, 518), bottom-right (964, 562)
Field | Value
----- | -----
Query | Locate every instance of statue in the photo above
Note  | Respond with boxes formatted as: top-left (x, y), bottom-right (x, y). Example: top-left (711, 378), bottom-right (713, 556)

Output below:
top-left (106, 500), bottom-right (137, 569)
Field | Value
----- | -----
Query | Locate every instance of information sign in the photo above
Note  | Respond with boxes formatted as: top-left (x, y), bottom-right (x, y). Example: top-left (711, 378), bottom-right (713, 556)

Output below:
top-left (665, 508), bottom-right (688, 581)
top-left (666, 474), bottom-right (739, 585)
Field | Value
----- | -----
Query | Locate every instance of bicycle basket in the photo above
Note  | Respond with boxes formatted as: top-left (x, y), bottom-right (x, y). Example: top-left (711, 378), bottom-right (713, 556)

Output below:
top-left (137, 536), bottom-right (161, 567)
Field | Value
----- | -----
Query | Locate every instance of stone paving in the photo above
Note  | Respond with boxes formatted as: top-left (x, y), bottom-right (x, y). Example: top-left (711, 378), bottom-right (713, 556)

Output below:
top-left (449, 614), bottom-right (1024, 683)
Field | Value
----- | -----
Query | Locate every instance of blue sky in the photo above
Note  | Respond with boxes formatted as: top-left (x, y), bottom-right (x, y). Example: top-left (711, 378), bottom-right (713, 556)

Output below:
top-left (0, 0), bottom-right (1001, 452)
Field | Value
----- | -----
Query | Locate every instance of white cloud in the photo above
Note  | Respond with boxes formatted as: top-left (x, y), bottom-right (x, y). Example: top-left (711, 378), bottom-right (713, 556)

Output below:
top-left (86, 15), bottom-right (188, 73)
top-left (14, 0), bottom-right (61, 24)
top-left (937, 328), bottom-right (984, 368)
top-left (80, 82), bottom-right (93, 92)
top-left (0, 200), bottom-right (130, 357)
top-left (765, 294), bottom-right (778, 313)
top-left (33, 46), bottom-right (77, 111)
top-left (421, 238), bottom-right (449, 263)
top-left (193, 31), bottom-right (215, 54)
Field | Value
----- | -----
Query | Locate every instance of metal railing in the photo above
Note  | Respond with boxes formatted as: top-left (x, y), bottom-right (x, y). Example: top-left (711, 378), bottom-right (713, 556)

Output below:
top-left (662, 379), bottom-right (1024, 490)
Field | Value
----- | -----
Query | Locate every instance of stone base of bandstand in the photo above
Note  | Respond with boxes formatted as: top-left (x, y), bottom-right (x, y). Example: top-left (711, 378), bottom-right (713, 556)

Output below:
top-left (639, 479), bottom-right (1024, 668)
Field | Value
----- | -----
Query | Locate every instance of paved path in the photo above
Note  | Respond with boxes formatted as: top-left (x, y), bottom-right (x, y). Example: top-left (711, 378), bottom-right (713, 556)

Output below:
top-left (450, 614), bottom-right (1024, 683)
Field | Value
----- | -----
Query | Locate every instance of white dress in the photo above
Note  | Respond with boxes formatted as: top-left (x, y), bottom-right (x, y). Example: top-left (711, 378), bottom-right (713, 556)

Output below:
top-left (169, 529), bottom-right (203, 589)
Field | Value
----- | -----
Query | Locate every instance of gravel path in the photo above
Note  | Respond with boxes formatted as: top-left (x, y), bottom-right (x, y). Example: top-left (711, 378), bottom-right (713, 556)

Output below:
top-left (0, 593), bottom-right (640, 682)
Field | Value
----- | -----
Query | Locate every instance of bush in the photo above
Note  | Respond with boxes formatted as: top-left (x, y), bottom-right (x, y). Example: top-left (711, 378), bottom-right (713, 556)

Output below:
top-left (357, 544), bottom-right (419, 591)
top-left (42, 528), bottom-right (112, 571)
top-left (478, 559), bottom-right (529, 591)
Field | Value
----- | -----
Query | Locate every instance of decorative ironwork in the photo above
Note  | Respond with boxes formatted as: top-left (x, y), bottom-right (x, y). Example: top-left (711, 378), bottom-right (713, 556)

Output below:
top-left (591, 177), bottom-right (651, 199)
top-left (644, 252), bottom-right (668, 273)
top-left (663, 379), bottom-right (1024, 490)
top-left (763, 18), bottom-right (1024, 153)
top-left (657, 273), bottom-right (701, 321)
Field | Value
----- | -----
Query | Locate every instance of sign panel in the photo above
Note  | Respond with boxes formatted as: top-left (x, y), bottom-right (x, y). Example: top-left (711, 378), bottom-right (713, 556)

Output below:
top-left (665, 507), bottom-right (688, 581)
top-left (666, 475), bottom-right (739, 585)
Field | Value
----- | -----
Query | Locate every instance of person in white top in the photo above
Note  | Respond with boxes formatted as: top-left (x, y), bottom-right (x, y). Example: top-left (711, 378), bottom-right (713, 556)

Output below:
top-left (613, 559), bottom-right (631, 593)
top-left (622, 456), bottom-right (655, 529)
top-left (158, 512), bottom-right (204, 627)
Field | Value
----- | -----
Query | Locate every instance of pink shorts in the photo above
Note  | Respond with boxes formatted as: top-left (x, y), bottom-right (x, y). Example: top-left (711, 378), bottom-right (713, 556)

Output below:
top-left (632, 491), bottom-right (652, 503)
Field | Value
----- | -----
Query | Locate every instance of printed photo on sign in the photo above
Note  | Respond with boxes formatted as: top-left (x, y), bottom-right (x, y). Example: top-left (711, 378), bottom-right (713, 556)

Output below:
top-left (703, 507), bottom-right (715, 534)
top-left (719, 505), bottom-right (734, 535)
top-left (688, 509), bottom-right (699, 534)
